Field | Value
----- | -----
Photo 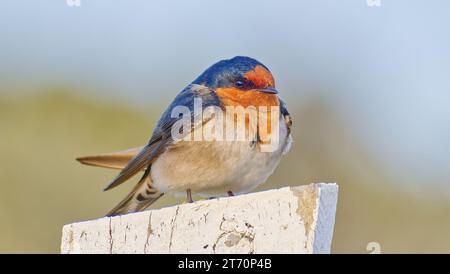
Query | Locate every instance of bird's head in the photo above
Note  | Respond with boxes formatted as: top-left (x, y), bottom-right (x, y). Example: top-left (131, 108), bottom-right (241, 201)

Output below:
top-left (193, 56), bottom-right (278, 95)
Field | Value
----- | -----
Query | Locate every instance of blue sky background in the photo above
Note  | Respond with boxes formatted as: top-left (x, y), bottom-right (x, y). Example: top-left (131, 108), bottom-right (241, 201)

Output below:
top-left (1, 0), bottom-right (449, 191)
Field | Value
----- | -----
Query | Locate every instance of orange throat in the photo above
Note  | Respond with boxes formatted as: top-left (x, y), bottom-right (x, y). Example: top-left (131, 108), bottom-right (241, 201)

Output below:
top-left (215, 87), bottom-right (279, 108)
top-left (215, 87), bottom-right (280, 139)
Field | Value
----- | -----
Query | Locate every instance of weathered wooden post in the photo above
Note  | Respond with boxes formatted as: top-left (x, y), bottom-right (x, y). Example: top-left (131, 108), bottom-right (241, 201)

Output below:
top-left (61, 183), bottom-right (338, 254)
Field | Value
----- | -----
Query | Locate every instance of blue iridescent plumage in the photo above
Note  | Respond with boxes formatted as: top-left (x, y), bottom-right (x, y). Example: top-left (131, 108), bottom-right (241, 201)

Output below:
top-left (193, 56), bottom-right (271, 89)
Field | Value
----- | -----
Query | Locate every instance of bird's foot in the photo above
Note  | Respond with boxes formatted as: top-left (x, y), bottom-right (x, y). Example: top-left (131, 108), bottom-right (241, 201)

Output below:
top-left (186, 188), bottom-right (194, 203)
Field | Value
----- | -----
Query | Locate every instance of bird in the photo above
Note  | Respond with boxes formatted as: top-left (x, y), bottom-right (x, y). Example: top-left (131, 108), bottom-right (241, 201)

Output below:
top-left (77, 56), bottom-right (292, 216)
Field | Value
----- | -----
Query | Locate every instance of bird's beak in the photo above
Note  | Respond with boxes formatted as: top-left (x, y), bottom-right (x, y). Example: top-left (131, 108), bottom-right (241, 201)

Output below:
top-left (257, 87), bottom-right (278, 94)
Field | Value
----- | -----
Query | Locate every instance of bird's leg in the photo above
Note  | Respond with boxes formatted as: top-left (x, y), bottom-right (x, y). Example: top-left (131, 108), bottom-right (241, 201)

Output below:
top-left (227, 191), bottom-right (235, 197)
top-left (186, 188), bottom-right (194, 203)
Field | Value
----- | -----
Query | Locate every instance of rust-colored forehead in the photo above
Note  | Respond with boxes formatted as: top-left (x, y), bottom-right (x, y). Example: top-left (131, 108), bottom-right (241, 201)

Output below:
top-left (244, 65), bottom-right (275, 88)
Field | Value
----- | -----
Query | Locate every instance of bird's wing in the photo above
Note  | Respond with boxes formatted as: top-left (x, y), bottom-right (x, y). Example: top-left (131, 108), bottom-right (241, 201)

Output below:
top-left (76, 146), bottom-right (143, 170)
top-left (279, 98), bottom-right (293, 155)
top-left (279, 98), bottom-right (292, 133)
top-left (102, 84), bottom-right (221, 191)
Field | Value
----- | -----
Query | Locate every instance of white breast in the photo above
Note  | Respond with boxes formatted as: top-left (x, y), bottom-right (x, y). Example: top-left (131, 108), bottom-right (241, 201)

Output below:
top-left (151, 117), bottom-right (291, 197)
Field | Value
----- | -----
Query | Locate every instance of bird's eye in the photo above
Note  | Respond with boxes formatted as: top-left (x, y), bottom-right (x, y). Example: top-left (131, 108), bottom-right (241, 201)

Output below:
top-left (235, 80), bottom-right (244, 88)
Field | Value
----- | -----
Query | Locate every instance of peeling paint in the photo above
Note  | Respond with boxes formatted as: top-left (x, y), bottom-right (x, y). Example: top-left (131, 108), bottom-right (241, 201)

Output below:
top-left (168, 206), bottom-right (180, 253)
top-left (144, 212), bottom-right (153, 253)
top-left (108, 218), bottom-right (113, 254)
top-left (291, 185), bottom-right (318, 239)
top-left (68, 229), bottom-right (74, 253)
top-left (224, 232), bottom-right (241, 247)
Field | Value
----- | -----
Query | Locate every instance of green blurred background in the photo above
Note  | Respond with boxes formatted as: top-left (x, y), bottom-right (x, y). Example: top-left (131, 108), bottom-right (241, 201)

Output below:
top-left (1, 0), bottom-right (450, 253)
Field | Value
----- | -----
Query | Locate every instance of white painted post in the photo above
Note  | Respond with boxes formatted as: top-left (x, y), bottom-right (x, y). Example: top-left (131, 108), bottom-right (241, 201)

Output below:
top-left (61, 183), bottom-right (338, 254)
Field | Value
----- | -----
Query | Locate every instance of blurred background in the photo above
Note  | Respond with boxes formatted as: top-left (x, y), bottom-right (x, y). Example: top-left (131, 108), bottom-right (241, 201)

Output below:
top-left (1, 0), bottom-right (449, 253)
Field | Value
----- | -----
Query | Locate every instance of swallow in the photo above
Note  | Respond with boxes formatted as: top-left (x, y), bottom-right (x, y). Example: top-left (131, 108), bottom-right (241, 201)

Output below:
top-left (77, 56), bottom-right (292, 216)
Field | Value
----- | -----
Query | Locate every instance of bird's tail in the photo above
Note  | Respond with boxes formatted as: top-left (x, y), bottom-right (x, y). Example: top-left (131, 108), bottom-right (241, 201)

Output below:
top-left (106, 169), bottom-right (164, 216)
top-left (76, 146), bottom-right (143, 170)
